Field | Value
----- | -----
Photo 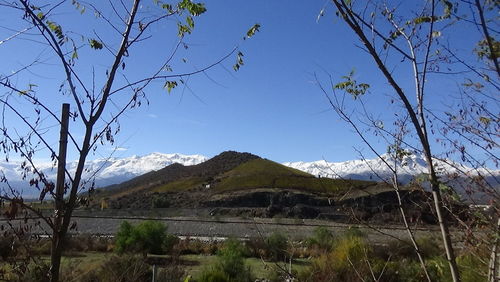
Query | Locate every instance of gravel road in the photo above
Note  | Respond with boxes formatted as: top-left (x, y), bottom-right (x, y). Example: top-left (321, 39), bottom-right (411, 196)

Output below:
top-left (2, 212), bottom-right (453, 244)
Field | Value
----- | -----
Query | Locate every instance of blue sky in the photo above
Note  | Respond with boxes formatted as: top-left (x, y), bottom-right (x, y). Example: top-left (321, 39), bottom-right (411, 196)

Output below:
top-left (0, 1), bottom-right (494, 164)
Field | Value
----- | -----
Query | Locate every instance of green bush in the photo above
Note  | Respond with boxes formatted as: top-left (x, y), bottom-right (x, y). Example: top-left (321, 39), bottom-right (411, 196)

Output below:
top-left (416, 236), bottom-right (442, 259)
top-left (266, 232), bottom-right (288, 261)
top-left (0, 235), bottom-right (17, 260)
top-left (198, 267), bottom-right (230, 282)
top-left (298, 232), bottom-right (371, 281)
top-left (307, 226), bottom-right (334, 251)
top-left (372, 236), bottom-right (443, 270)
top-left (426, 253), bottom-right (487, 282)
top-left (151, 195), bottom-right (170, 208)
top-left (115, 220), bottom-right (176, 256)
top-left (198, 238), bottom-right (253, 282)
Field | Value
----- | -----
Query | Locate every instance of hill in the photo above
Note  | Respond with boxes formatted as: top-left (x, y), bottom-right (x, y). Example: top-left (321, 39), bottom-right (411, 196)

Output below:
top-left (91, 151), bottom-right (376, 211)
top-left (87, 151), bottom-right (469, 224)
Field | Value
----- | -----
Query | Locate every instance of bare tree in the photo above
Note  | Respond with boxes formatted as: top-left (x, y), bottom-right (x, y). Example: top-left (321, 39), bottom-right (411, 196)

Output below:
top-left (319, 1), bottom-right (499, 281)
top-left (0, 0), bottom-right (259, 281)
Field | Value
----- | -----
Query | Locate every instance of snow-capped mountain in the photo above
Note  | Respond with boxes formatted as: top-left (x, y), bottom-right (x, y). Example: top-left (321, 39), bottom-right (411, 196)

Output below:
top-left (0, 151), bottom-right (497, 200)
top-left (0, 153), bottom-right (206, 197)
top-left (283, 153), bottom-right (496, 183)
top-left (284, 154), bottom-right (498, 203)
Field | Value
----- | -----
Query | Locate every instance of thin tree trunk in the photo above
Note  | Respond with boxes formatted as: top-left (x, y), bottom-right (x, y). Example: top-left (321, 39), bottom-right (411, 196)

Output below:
top-left (330, 1), bottom-right (461, 280)
top-left (50, 103), bottom-right (70, 282)
top-left (488, 218), bottom-right (500, 282)
top-left (48, 2), bottom-right (141, 280)
top-left (392, 174), bottom-right (432, 282)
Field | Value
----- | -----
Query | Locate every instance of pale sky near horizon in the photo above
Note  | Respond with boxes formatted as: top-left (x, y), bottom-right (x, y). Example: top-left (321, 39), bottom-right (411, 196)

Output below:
top-left (0, 1), bottom-right (495, 165)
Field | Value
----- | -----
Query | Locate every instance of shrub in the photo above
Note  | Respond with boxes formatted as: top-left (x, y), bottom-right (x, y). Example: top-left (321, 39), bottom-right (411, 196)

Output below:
top-left (18, 261), bottom-right (50, 282)
top-left (0, 235), bottom-right (17, 260)
top-left (115, 220), bottom-right (175, 256)
top-left (198, 238), bottom-right (253, 282)
top-left (307, 226), bottom-right (334, 251)
top-left (266, 232), bottom-right (288, 261)
top-left (298, 232), bottom-right (371, 281)
top-left (343, 227), bottom-right (365, 238)
top-left (416, 236), bottom-right (442, 259)
top-left (155, 264), bottom-right (186, 282)
top-left (151, 195), bottom-right (170, 208)
top-left (80, 254), bottom-right (151, 282)
top-left (245, 237), bottom-right (267, 258)
top-left (198, 267), bottom-right (230, 282)
top-left (176, 239), bottom-right (221, 255)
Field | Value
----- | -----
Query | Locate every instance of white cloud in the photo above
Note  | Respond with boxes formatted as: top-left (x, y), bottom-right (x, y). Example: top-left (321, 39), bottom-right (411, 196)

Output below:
top-left (148, 113), bottom-right (158, 118)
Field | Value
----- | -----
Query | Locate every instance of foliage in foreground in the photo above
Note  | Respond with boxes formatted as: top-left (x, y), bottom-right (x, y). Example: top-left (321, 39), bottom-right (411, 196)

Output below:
top-left (298, 232), bottom-right (488, 282)
top-left (197, 238), bottom-right (254, 282)
top-left (115, 220), bottom-right (178, 256)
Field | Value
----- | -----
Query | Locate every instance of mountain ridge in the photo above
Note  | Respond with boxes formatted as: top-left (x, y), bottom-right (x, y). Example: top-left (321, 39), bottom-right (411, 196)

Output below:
top-left (0, 151), bottom-right (497, 199)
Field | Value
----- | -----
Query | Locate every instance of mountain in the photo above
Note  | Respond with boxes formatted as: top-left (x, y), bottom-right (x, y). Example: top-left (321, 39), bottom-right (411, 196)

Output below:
top-left (1, 151), bottom-right (497, 201)
top-left (92, 151), bottom-right (452, 225)
top-left (284, 154), bottom-right (499, 203)
top-left (284, 153), bottom-right (497, 184)
top-left (0, 153), bottom-right (206, 197)
top-left (100, 151), bottom-right (260, 195)
top-left (92, 151), bottom-right (376, 212)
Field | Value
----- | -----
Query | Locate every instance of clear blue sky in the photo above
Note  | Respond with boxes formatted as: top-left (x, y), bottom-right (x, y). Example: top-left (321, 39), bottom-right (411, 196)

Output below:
top-left (0, 1), bottom-right (491, 164)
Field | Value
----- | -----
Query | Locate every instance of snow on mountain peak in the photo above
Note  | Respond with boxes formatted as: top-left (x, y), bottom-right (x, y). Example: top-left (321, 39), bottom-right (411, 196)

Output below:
top-left (0, 153), bottom-right (208, 197)
top-left (1, 151), bottom-right (497, 200)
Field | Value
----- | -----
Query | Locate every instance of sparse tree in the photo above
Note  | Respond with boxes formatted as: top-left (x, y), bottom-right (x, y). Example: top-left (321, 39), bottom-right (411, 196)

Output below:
top-left (0, 1), bottom-right (259, 281)
top-left (319, 1), bottom-right (499, 281)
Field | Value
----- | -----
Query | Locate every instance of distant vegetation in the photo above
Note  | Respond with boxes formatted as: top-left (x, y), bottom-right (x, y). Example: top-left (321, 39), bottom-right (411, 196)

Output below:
top-left (215, 158), bottom-right (371, 193)
top-left (0, 224), bottom-right (487, 281)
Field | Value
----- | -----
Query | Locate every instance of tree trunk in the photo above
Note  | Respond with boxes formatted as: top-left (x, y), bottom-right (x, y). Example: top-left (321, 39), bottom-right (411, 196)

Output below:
top-left (329, 2), bottom-right (461, 280)
top-left (489, 218), bottom-right (500, 282)
top-left (50, 103), bottom-right (70, 282)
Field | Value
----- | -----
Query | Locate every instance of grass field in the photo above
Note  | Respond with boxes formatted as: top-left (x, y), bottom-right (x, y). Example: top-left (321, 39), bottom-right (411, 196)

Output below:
top-left (215, 159), bottom-right (374, 194)
top-left (3, 252), bottom-right (311, 281)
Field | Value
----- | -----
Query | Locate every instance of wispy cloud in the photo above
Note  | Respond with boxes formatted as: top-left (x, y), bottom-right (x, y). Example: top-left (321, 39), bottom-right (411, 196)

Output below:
top-left (114, 147), bottom-right (128, 152)
top-left (148, 114), bottom-right (158, 119)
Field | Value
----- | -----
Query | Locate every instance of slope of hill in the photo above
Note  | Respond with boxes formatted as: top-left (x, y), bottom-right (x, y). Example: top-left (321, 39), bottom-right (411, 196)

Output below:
top-left (91, 151), bottom-right (379, 213)
top-left (80, 151), bottom-right (473, 225)
top-left (94, 151), bottom-right (261, 199)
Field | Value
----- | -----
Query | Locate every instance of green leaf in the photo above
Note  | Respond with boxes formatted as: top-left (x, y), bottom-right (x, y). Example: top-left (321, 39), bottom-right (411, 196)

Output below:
top-left (246, 23), bottom-right (261, 39)
top-left (333, 70), bottom-right (370, 98)
top-left (89, 39), bottom-right (103, 50)
top-left (186, 16), bottom-right (194, 29)
top-left (233, 52), bottom-right (244, 71)
top-left (479, 116), bottom-right (491, 126)
top-left (441, 0), bottom-right (453, 18)
top-left (46, 21), bottom-right (64, 44)
top-left (177, 22), bottom-right (192, 37)
top-left (413, 16), bottom-right (433, 24)
top-left (162, 3), bottom-right (173, 12)
top-left (164, 81), bottom-right (178, 93)
top-left (178, 0), bottom-right (206, 16)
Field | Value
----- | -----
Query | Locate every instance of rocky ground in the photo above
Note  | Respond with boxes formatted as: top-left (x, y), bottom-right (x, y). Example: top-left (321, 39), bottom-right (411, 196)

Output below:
top-left (102, 187), bottom-right (469, 226)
